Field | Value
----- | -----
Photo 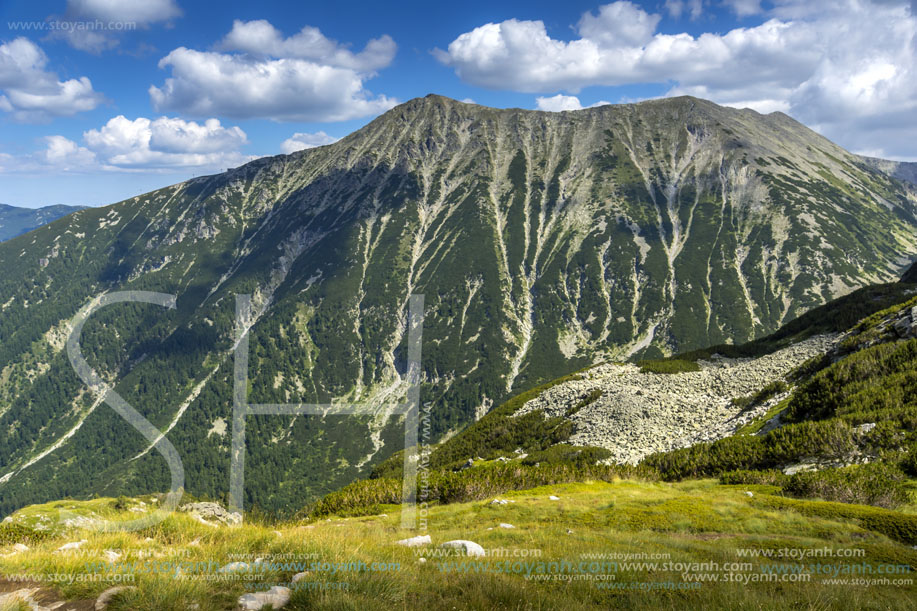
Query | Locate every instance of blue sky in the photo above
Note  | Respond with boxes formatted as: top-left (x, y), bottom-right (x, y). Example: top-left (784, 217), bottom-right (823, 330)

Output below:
top-left (1, 0), bottom-right (916, 207)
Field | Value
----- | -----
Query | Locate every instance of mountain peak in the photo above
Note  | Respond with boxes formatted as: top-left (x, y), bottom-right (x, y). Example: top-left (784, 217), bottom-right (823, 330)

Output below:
top-left (1, 87), bottom-right (916, 519)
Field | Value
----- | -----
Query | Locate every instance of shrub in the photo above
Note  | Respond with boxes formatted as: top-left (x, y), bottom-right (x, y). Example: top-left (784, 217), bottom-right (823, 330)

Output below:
top-left (719, 469), bottom-right (787, 486)
top-left (638, 359), bottom-right (700, 374)
top-left (566, 389), bottom-right (603, 416)
top-left (310, 461), bottom-right (658, 518)
top-left (520, 444), bottom-right (612, 467)
top-left (675, 284), bottom-right (917, 362)
top-left (754, 495), bottom-right (917, 545)
top-left (901, 445), bottom-right (917, 477)
top-left (644, 419), bottom-right (856, 480)
top-left (781, 463), bottom-right (910, 509)
top-left (785, 339), bottom-right (917, 423)
top-left (0, 522), bottom-right (51, 544)
top-left (730, 381), bottom-right (788, 410)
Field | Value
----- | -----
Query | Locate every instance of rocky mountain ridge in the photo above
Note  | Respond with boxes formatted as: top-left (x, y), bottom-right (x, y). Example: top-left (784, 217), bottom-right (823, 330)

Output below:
top-left (1, 94), bottom-right (916, 515)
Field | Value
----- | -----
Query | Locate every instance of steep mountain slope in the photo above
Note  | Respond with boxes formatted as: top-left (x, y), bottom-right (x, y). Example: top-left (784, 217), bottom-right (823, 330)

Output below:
top-left (0, 204), bottom-right (85, 242)
top-left (1, 95), bottom-right (916, 516)
top-left (410, 277), bottom-right (917, 497)
top-left (859, 156), bottom-right (917, 187)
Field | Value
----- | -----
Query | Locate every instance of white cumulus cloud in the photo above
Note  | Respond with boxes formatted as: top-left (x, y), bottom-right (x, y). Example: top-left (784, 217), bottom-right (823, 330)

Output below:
top-left (149, 20), bottom-right (398, 122)
top-left (436, 0), bottom-right (917, 158)
top-left (578, 1), bottom-right (661, 47)
top-left (7, 115), bottom-right (253, 174)
top-left (217, 19), bottom-right (395, 71)
top-left (42, 135), bottom-right (97, 169)
top-left (0, 37), bottom-right (104, 121)
top-left (81, 115), bottom-right (250, 169)
top-left (535, 94), bottom-right (611, 111)
top-left (280, 131), bottom-right (339, 154)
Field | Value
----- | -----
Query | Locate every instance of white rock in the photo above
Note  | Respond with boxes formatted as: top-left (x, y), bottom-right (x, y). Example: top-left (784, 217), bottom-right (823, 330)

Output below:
top-left (418, 557), bottom-right (427, 563)
top-left (235, 586), bottom-right (291, 610)
top-left (291, 571), bottom-right (309, 583)
top-left (11, 543), bottom-right (29, 553)
top-left (95, 585), bottom-right (137, 610)
top-left (103, 549), bottom-right (122, 561)
top-left (219, 561), bottom-right (252, 573)
top-left (439, 540), bottom-right (486, 557)
top-left (745, 491), bottom-right (754, 497)
top-left (549, 495), bottom-right (560, 501)
top-left (179, 502), bottom-right (242, 526)
top-left (0, 588), bottom-right (40, 609)
top-left (396, 534), bottom-right (432, 547)
top-left (498, 523), bottom-right (515, 529)
top-left (56, 539), bottom-right (88, 552)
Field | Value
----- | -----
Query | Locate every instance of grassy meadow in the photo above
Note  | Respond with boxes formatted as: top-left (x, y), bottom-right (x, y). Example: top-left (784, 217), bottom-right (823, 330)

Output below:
top-left (1, 479), bottom-right (915, 610)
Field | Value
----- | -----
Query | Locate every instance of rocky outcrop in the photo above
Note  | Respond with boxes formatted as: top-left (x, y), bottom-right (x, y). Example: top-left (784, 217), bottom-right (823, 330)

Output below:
top-left (515, 335), bottom-right (836, 464)
top-left (178, 502), bottom-right (242, 527)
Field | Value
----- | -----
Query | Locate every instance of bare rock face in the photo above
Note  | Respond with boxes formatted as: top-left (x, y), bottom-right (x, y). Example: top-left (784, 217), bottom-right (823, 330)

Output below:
top-left (892, 306), bottom-right (917, 338)
top-left (179, 502), bottom-right (242, 526)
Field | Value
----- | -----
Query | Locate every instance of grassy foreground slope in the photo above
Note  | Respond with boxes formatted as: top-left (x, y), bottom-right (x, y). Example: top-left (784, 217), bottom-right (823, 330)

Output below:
top-left (3, 280), bottom-right (917, 609)
top-left (1, 480), bottom-right (915, 610)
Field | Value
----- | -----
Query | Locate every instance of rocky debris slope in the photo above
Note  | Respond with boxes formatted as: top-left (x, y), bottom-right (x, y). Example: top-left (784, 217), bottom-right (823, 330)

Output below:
top-left (515, 335), bottom-right (837, 464)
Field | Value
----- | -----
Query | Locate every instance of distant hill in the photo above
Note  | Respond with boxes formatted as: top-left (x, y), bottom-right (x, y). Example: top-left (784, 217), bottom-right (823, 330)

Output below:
top-left (0, 203), bottom-right (85, 242)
